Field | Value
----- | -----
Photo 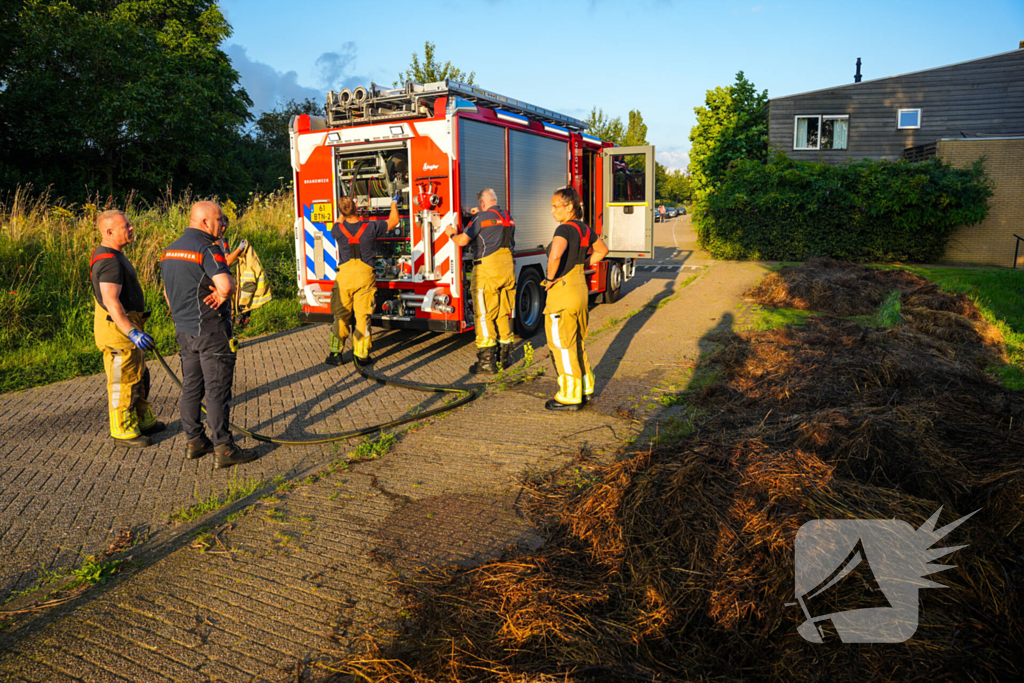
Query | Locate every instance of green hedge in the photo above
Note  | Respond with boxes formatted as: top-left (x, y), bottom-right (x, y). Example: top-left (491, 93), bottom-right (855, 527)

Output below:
top-left (694, 154), bottom-right (992, 261)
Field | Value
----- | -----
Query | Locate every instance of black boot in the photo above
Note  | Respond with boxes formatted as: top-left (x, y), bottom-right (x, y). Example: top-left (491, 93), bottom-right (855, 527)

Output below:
top-left (186, 434), bottom-right (215, 460)
top-left (469, 347), bottom-right (498, 375)
top-left (324, 352), bottom-right (345, 366)
top-left (214, 442), bottom-right (259, 469)
top-left (545, 398), bottom-right (583, 412)
top-left (498, 342), bottom-right (513, 370)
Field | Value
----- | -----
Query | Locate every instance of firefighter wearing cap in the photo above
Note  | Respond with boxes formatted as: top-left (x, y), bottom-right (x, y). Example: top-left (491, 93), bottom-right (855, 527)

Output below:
top-left (325, 196), bottom-right (400, 367)
top-left (91, 210), bottom-right (165, 447)
top-left (161, 201), bottom-right (257, 469)
top-left (542, 186), bottom-right (609, 411)
top-left (445, 188), bottom-right (517, 374)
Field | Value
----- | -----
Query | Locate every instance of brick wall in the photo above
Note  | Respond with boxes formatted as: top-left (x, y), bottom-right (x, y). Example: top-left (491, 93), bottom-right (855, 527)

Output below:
top-left (938, 138), bottom-right (1024, 267)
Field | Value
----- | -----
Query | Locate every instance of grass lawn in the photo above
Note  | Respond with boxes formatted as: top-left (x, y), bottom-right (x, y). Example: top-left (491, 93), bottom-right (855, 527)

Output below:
top-left (906, 266), bottom-right (1024, 390)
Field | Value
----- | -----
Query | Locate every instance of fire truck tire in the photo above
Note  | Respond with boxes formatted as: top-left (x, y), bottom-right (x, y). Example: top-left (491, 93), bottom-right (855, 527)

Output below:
top-left (602, 261), bottom-right (623, 304)
top-left (514, 268), bottom-right (545, 338)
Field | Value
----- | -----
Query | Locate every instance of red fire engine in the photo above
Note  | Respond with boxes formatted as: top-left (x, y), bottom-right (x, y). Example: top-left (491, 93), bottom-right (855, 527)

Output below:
top-left (289, 80), bottom-right (654, 336)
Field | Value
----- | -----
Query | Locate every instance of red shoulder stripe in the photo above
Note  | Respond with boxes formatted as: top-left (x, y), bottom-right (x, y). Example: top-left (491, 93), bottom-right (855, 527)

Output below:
top-left (90, 253), bottom-right (115, 270)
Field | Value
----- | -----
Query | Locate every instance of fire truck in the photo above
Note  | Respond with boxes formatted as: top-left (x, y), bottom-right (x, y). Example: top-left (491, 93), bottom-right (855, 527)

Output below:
top-left (289, 80), bottom-right (654, 336)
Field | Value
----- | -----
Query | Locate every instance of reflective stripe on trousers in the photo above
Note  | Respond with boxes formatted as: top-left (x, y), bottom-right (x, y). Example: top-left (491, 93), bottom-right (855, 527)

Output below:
top-left (330, 260), bottom-right (376, 359)
top-left (94, 304), bottom-right (152, 437)
top-left (471, 248), bottom-right (515, 349)
top-left (543, 265), bottom-right (595, 405)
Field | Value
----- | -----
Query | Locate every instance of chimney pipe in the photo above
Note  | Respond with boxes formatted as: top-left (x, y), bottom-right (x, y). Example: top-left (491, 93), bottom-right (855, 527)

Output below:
top-left (854, 58), bottom-right (862, 83)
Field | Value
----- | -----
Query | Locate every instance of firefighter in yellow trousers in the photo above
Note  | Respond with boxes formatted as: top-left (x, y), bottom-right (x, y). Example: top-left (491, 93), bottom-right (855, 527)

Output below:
top-left (325, 196), bottom-right (400, 366)
top-left (91, 210), bottom-right (165, 446)
top-left (542, 187), bottom-right (609, 411)
top-left (445, 188), bottom-right (516, 374)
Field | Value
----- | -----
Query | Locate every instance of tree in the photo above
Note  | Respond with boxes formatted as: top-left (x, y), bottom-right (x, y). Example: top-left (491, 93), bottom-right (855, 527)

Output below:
top-left (231, 98), bottom-right (322, 193)
top-left (0, 0), bottom-right (252, 202)
top-left (688, 71), bottom-right (768, 203)
top-left (395, 41), bottom-right (475, 86)
top-left (584, 107), bottom-right (624, 145)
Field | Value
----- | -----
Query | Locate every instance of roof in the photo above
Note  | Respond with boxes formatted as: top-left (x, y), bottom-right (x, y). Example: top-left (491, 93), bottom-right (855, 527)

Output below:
top-left (771, 48), bottom-right (1024, 101)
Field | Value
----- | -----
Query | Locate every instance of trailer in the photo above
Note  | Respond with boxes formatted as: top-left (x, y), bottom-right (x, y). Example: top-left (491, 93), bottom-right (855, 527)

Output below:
top-left (289, 80), bottom-right (654, 337)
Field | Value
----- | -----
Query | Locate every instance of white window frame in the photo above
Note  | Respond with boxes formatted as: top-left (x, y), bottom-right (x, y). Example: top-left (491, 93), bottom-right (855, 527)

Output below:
top-left (897, 108), bottom-right (921, 130)
top-left (793, 114), bottom-right (850, 150)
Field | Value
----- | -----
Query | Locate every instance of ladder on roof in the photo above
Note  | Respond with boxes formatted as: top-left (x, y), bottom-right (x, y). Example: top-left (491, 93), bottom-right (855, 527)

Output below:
top-left (324, 80), bottom-right (588, 132)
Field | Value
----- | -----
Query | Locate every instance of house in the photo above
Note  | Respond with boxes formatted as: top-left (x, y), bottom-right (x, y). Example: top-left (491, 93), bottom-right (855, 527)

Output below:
top-left (768, 46), bottom-right (1024, 267)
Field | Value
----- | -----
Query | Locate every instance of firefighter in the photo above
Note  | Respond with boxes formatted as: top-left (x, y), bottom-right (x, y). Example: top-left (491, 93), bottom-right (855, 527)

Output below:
top-left (444, 188), bottom-right (516, 374)
top-left (91, 210), bottom-right (165, 447)
top-left (325, 195), bottom-right (400, 366)
top-left (161, 201), bottom-right (258, 469)
top-left (542, 187), bottom-right (609, 411)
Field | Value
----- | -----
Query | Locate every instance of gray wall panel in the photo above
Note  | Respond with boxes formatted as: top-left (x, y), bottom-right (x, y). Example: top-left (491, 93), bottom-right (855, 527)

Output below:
top-left (769, 49), bottom-right (1024, 164)
top-left (509, 131), bottom-right (568, 252)
top-left (458, 119), bottom-right (507, 209)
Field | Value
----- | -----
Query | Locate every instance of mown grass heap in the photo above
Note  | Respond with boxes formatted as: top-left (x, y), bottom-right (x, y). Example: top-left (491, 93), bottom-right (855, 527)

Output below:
top-left (324, 259), bottom-right (1023, 682)
top-left (0, 187), bottom-right (300, 392)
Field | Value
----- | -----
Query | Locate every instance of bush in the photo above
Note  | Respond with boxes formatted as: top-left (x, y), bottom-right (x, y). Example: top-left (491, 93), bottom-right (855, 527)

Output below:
top-left (0, 187), bottom-right (300, 392)
top-left (694, 154), bottom-right (992, 262)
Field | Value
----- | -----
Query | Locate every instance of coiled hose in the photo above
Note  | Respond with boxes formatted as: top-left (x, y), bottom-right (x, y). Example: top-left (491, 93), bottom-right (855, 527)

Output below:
top-left (152, 348), bottom-right (481, 446)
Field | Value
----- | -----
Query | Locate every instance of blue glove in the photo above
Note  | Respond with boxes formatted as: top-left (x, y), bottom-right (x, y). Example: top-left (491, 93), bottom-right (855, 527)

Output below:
top-left (128, 328), bottom-right (155, 350)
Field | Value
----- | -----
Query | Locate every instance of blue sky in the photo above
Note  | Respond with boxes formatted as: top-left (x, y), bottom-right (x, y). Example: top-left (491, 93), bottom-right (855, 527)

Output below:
top-left (220, 0), bottom-right (1023, 171)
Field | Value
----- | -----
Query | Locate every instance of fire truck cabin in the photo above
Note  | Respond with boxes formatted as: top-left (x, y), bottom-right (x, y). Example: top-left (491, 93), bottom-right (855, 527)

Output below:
top-left (289, 80), bottom-right (654, 337)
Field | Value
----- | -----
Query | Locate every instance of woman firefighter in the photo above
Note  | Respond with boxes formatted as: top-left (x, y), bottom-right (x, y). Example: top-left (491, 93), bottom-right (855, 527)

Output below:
top-left (542, 186), bottom-right (609, 411)
top-left (325, 195), bottom-right (400, 366)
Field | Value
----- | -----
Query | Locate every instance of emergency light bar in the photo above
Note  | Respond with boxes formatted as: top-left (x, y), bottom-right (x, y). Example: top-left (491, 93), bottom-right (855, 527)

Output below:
top-left (543, 123), bottom-right (570, 136)
top-left (496, 109), bottom-right (530, 126)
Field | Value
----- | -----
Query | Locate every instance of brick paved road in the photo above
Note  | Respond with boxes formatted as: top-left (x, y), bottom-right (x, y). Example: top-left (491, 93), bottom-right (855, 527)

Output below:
top-left (0, 216), bottom-right (771, 681)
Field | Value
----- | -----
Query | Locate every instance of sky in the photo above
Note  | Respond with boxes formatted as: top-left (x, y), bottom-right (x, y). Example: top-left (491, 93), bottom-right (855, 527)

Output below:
top-left (220, 0), bottom-right (1023, 171)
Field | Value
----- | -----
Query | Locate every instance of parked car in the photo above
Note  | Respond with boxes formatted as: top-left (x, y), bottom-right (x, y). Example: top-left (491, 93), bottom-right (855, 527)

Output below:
top-left (677, 205), bottom-right (687, 215)
top-left (665, 207), bottom-right (679, 219)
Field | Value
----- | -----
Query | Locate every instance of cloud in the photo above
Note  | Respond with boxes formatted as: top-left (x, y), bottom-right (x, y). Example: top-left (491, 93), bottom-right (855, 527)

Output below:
top-left (751, 5), bottom-right (763, 11)
top-left (657, 147), bottom-right (690, 172)
top-left (226, 44), bottom-right (321, 114)
top-left (315, 43), bottom-right (366, 91)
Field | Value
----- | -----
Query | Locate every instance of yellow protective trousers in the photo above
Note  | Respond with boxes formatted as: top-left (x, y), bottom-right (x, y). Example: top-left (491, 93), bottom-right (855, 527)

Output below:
top-left (93, 305), bottom-right (153, 438)
top-left (543, 265), bottom-right (595, 405)
top-left (471, 248), bottom-right (516, 349)
top-left (330, 260), bottom-right (376, 360)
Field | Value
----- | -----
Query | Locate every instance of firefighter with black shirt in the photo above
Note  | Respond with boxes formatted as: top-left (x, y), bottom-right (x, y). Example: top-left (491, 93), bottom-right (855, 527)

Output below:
top-left (444, 188), bottom-right (516, 374)
top-left (161, 201), bottom-right (257, 469)
top-left (542, 187), bottom-right (609, 411)
top-left (91, 210), bottom-right (165, 447)
top-left (325, 196), bottom-right (400, 366)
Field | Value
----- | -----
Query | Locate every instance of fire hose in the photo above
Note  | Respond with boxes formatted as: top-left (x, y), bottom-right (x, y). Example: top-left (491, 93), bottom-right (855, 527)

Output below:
top-left (152, 347), bottom-right (482, 446)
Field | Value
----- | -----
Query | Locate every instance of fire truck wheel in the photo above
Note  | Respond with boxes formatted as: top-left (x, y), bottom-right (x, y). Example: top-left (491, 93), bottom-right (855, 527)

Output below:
top-left (602, 261), bottom-right (623, 304)
top-left (514, 269), bottom-right (545, 338)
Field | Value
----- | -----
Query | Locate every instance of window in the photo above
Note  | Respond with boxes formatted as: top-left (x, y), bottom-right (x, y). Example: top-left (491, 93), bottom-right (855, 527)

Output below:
top-left (794, 115), bottom-right (849, 150)
top-left (897, 108), bottom-right (921, 129)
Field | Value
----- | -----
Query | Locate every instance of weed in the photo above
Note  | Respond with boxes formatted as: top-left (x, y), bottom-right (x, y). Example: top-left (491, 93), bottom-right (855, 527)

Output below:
top-left (351, 431), bottom-right (397, 462)
top-left (168, 474), bottom-right (264, 523)
top-left (746, 306), bottom-right (817, 332)
top-left (875, 290), bottom-right (902, 328)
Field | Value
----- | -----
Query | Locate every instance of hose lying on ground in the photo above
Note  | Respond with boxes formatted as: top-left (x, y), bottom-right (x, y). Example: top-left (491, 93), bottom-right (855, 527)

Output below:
top-left (152, 348), bottom-right (481, 446)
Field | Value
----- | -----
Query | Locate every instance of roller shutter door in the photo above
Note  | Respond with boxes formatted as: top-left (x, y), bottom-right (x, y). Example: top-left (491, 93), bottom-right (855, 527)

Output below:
top-left (458, 119), bottom-right (507, 211)
top-left (509, 131), bottom-right (568, 252)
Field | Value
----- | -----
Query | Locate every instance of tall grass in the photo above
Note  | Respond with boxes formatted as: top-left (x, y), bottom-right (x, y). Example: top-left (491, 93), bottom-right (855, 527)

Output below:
top-left (0, 187), bottom-right (301, 393)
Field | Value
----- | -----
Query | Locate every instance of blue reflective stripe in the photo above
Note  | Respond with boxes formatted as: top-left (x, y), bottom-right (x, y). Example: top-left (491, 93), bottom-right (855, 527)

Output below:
top-left (323, 250), bottom-right (337, 271)
top-left (322, 230), bottom-right (336, 247)
top-left (305, 229), bottom-right (315, 250)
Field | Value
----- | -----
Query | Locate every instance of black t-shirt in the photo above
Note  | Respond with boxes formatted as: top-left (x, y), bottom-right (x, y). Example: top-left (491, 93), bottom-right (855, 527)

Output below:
top-left (90, 245), bottom-right (146, 313)
top-left (331, 219), bottom-right (389, 267)
top-left (160, 228), bottom-right (233, 336)
top-left (463, 206), bottom-right (515, 260)
top-left (549, 221), bottom-right (593, 280)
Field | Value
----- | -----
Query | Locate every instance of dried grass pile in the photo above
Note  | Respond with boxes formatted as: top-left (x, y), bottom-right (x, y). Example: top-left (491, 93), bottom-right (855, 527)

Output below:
top-left (326, 261), bottom-right (1023, 682)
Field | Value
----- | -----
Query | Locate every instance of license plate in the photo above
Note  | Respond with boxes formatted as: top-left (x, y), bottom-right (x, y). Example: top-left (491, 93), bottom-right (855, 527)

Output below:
top-left (310, 202), bottom-right (333, 223)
